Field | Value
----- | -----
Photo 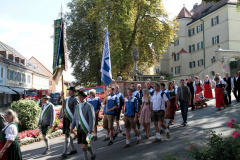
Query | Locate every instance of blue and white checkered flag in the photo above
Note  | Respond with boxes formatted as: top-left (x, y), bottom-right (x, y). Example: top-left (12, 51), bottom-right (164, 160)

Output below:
top-left (100, 31), bottom-right (112, 86)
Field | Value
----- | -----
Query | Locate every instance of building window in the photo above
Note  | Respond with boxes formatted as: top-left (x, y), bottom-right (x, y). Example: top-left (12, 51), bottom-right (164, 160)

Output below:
top-left (212, 35), bottom-right (219, 45)
top-left (211, 56), bottom-right (216, 64)
top-left (175, 66), bottom-right (180, 74)
top-left (27, 75), bottom-right (31, 83)
top-left (174, 39), bottom-right (179, 46)
top-left (155, 69), bottom-right (160, 75)
top-left (0, 67), bottom-right (3, 78)
top-left (189, 44), bottom-right (195, 53)
top-left (171, 67), bottom-right (173, 73)
top-left (197, 42), bottom-right (203, 50)
top-left (49, 81), bottom-right (52, 85)
top-left (189, 61), bottom-right (196, 68)
top-left (197, 24), bottom-right (203, 33)
top-left (188, 28), bottom-right (195, 36)
top-left (174, 53), bottom-right (179, 61)
top-left (198, 59), bottom-right (204, 67)
top-left (212, 16), bottom-right (219, 26)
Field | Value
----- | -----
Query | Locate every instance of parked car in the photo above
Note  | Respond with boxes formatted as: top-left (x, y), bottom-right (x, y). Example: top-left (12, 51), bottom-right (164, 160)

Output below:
top-left (49, 92), bottom-right (60, 105)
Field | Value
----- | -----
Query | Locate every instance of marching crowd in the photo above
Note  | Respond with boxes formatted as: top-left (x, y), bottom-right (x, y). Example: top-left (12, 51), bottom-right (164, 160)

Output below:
top-left (0, 71), bottom-right (239, 160)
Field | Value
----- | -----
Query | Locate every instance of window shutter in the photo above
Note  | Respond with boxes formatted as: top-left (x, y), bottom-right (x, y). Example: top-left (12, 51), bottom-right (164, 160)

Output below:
top-left (175, 67), bottom-right (176, 74)
top-left (201, 24), bottom-right (203, 31)
top-left (201, 41), bottom-right (203, 49)
top-left (217, 16), bottom-right (219, 24)
top-left (193, 44), bottom-right (195, 51)
top-left (194, 61), bottom-right (195, 67)
top-left (197, 43), bottom-right (199, 50)
top-left (198, 60), bottom-right (200, 66)
top-left (189, 62), bottom-right (191, 68)
top-left (177, 39), bottom-right (179, 45)
top-left (189, 45), bottom-right (191, 53)
top-left (212, 37), bottom-right (214, 45)
top-left (211, 18), bottom-right (214, 26)
top-left (193, 28), bottom-right (195, 35)
top-left (174, 54), bottom-right (176, 61)
top-left (197, 26), bottom-right (199, 33)
top-left (188, 29), bottom-right (191, 36)
top-left (217, 35), bottom-right (219, 43)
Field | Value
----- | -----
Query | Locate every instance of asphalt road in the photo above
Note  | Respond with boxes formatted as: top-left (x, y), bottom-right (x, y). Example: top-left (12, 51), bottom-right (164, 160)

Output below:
top-left (21, 93), bottom-right (240, 160)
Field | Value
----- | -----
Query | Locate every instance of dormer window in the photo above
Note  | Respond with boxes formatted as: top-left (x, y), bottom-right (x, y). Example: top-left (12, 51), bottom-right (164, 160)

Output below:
top-left (13, 55), bottom-right (15, 62)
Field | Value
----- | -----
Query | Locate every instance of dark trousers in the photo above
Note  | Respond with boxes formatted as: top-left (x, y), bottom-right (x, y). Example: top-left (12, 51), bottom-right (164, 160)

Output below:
top-left (224, 89), bottom-right (231, 105)
top-left (233, 87), bottom-right (240, 102)
top-left (190, 92), bottom-right (194, 110)
top-left (180, 100), bottom-right (189, 123)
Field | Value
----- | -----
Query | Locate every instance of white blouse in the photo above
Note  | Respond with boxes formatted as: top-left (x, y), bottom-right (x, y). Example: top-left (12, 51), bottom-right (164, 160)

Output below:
top-left (2, 124), bottom-right (18, 141)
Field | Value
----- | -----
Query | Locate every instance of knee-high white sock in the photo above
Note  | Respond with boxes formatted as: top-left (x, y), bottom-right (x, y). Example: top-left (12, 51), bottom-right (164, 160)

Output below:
top-left (70, 136), bottom-right (76, 151)
top-left (44, 138), bottom-right (50, 149)
top-left (63, 138), bottom-right (69, 154)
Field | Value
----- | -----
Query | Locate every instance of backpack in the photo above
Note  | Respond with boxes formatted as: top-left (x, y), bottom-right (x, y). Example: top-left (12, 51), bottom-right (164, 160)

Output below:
top-left (161, 89), bottom-right (170, 100)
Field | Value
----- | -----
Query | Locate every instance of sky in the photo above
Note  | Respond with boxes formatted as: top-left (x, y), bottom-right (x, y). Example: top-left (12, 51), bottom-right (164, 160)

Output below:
top-left (0, 0), bottom-right (202, 82)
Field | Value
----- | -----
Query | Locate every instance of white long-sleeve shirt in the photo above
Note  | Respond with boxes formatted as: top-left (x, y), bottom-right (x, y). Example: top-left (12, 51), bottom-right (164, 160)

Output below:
top-left (2, 123), bottom-right (18, 141)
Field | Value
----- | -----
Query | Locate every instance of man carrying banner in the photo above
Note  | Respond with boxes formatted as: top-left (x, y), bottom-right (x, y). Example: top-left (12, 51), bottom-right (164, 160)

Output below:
top-left (102, 87), bottom-right (119, 146)
top-left (86, 89), bottom-right (102, 141)
top-left (71, 91), bottom-right (96, 160)
top-left (38, 95), bottom-right (55, 155)
top-left (57, 87), bottom-right (78, 158)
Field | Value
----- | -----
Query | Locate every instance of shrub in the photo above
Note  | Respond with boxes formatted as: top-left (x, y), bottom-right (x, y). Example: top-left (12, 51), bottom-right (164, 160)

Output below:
top-left (187, 119), bottom-right (240, 160)
top-left (10, 99), bottom-right (41, 132)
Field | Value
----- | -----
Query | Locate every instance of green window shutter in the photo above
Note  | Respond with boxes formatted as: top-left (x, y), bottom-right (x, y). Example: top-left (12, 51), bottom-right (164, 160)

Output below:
top-left (201, 24), bottom-right (203, 31)
top-left (198, 60), bottom-right (200, 66)
top-left (194, 61), bottom-right (195, 67)
top-left (174, 54), bottom-right (176, 61)
top-left (197, 43), bottom-right (199, 50)
top-left (217, 16), bottom-right (219, 24)
top-left (193, 44), bottom-right (195, 51)
top-left (189, 62), bottom-right (191, 68)
top-left (212, 37), bottom-right (214, 45)
top-left (211, 18), bottom-right (214, 26)
top-left (188, 29), bottom-right (191, 36)
top-left (193, 28), bottom-right (195, 35)
top-left (201, 41), bottom-right (203, 49)
top-left (189, 45), bottom-right (191, 53)
top-left (217, 35), bottom-right (219, 43)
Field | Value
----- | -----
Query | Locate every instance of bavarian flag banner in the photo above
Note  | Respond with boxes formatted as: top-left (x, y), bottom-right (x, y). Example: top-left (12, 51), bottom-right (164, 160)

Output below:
top-left (52, 18), bottom-right (68, 84)
top-left (100, 31), bottom-right (112, 86)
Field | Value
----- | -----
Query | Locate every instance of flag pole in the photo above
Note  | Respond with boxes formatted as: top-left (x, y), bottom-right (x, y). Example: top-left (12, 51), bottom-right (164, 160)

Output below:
top-left (61, 75), bottom-right (65, 119)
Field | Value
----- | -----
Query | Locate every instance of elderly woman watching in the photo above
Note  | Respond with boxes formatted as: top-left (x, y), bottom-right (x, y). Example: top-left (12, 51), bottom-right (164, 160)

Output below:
top-left (0, 109), bottom-right (22, 160)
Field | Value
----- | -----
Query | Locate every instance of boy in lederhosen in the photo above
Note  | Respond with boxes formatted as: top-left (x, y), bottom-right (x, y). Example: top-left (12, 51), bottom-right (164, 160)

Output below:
top-left (38, 95), bottom-right (55, 155)
top-left (57, 87), bottom-right (78, 158)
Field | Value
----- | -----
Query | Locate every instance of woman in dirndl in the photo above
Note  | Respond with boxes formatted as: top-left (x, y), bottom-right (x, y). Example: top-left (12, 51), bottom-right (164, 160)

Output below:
top-left (214, 77), bottom-right (227, 110)
top-left (193, 76), bottom-right (203, 98)
top-left (0, 109), bottom-right (22, 160)
top-left (203, 75), bottom-right (213, 99)
top-left (139, 88), bottom-right (152, 139)
top-left (166, 82), bottom-right (177, 125)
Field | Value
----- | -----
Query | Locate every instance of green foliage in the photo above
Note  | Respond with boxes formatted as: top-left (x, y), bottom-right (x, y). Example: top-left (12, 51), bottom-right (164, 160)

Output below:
top-left (187, 131), bottom-right (240, 160)
top-left (66, 0), bottom-right (104, 86)
top-left (229, 60), bottom-right (238, 69)
top-left (157, 153), bottom-right (182, 160)
top-left (10, 99), bottom-right (41, 132)
top-left (67, 0), bottom-right (178, 83)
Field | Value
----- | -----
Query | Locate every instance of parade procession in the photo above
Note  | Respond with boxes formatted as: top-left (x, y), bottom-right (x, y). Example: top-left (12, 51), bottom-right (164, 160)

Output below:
top-left (1, 0), bottom-right (240, 160)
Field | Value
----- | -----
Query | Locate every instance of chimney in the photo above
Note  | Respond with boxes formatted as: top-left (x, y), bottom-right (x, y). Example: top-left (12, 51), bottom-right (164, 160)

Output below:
top-left (0, 51), bottom-right (8, 59)
top-left (8, 54), bottom-right (15, 62)
top-left (193, 3), bottom-right (198, 9)
top-left (21, 59), bottom-right (26, 65)
top-left (15, 57), bottom-right (21, 64)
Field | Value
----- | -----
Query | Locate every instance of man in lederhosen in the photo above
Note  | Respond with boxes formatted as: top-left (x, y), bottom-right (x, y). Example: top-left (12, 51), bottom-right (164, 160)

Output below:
top-left (38, 95), bottom-right (55, 155)
top-left (232, 72), bottom-right (240, 103)
top-left (57, 87), bottom-right (78, 159)
top-left (71, 91), bottom-right (96, 160)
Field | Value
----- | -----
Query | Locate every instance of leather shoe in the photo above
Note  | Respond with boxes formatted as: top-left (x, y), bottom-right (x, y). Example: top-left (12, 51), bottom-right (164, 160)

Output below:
top-left (59, 153), bottom-right (67, 159)
top-left (67, 150), bottom-right (77, 155)
top-left (123, 144), bottom-right (130, 148)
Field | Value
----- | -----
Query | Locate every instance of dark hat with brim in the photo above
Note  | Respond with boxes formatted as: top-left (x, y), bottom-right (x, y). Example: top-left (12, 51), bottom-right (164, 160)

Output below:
top-left (67, 86), bottom-right (76, 92)
top-left (78, 91), bottom-right (87, 97)
top-left (41, 95), bottom-right (50, 99)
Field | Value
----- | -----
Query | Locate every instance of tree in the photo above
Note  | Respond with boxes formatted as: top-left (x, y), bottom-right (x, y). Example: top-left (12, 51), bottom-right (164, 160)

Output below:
top-left (66, 0), bottom-right (104, 86)
top-left (202, 0), bottom-right (240, 11)
top-left (87, 0), bottom-right (178, 79)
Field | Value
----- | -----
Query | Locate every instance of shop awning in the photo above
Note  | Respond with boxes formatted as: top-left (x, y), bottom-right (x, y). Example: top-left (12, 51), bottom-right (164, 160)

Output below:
top-left (0, 86), bottom-right (17, 94)
top-left (9, 87), bottom-right (25, 94)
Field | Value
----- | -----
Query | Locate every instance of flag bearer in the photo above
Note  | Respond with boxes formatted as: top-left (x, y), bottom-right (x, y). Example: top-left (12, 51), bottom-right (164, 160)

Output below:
top-left (71, 91), bottom-right (96, 160)
top-left (57, 87), bottom-right (78, 159)
top-left (38, 95), bottom-right (55, 155)
top-left (87, 89), bottom-right (102, 141)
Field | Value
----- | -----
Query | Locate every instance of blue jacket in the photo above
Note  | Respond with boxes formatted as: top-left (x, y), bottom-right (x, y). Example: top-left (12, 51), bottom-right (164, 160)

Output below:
top-left (104, 94), bottom-right (119, 115)
top-left (115, 91), bottom-right (124, 110)
top-left (87, 97), bottom-right (101, 112)
top-left (124, 96), bottom-right (138, 117)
